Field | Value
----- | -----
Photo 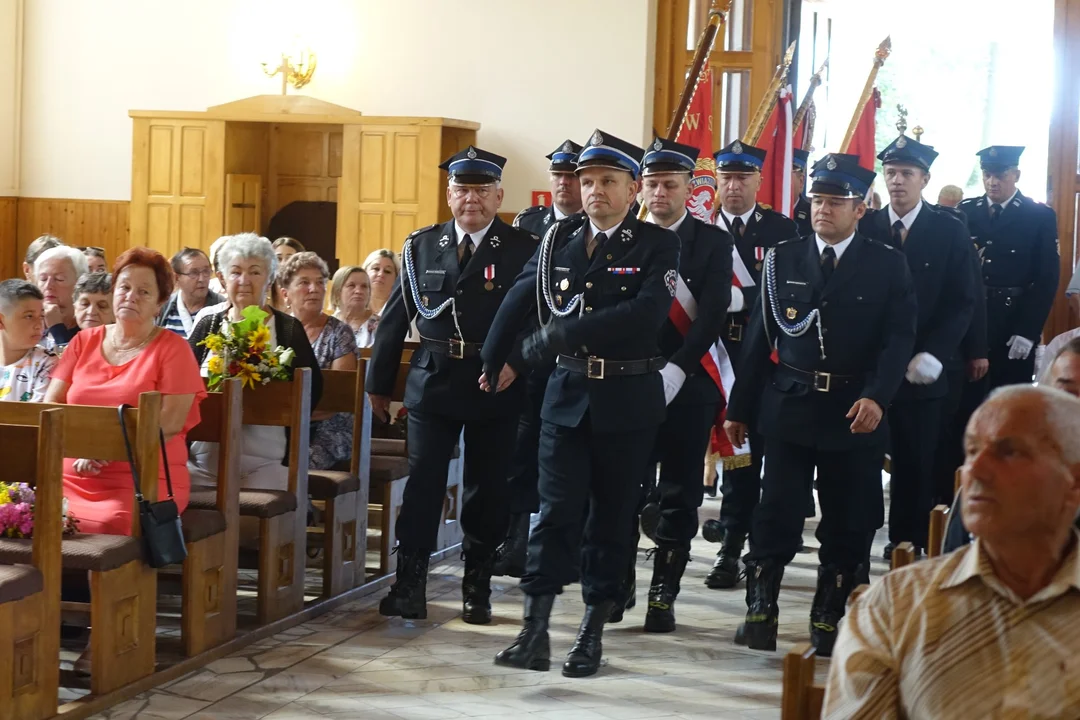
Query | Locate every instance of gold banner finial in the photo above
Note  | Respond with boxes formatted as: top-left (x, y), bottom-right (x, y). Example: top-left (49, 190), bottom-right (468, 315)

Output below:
top-left (896, 104), bottom-right (908, 136)
top-left (742, 41), bottom-right (798, 145)
top-left (839, 36), bottom-right (893, 152)
top-left (912, 125), bottom-right (924, 143)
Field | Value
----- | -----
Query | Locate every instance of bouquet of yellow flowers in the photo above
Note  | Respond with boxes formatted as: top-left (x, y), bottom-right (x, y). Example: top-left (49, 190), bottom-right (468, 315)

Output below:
top-left (198, 305), bottom-right (295, 390)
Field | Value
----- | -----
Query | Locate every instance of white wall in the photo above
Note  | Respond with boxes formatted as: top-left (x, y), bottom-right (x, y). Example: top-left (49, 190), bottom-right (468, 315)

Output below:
top-left (19, 0), bottom-right (657, 210)
top-left (0, 0), bottom-right (21, 196)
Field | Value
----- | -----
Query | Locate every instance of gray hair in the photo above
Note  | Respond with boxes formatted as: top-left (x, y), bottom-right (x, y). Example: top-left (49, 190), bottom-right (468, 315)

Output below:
top-left (74, 272), bottom-right (113, 299)
top-left (215, 233), bottom-right (277, 279)
top-left (34, 245), bottom-right (89, 279)
top-left (24, 235), bottom-right (63, 266)
top-left (986, 384), bottom-right (1080, 464)
top-left (0, 279), bottom-right (44, 314)
top-left (170, 247), bottom-right (209, 275)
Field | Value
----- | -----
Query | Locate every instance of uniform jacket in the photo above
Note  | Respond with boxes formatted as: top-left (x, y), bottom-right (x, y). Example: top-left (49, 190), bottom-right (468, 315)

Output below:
top-left (859, 203), bottom-right (976, 399)
top-left (513, 205), bottom-right (567, 239)
top-left (727, 234), bottom-right (917, 450)
top-left (365, 216), bottom-right (539, 419)
top-left (661, 215), bottom-right (733, 407)
top-left (793, 196), bottom-right (813, 236)
top-left (937, 205), bottom-right (989, 364)
top-left (482, 212), bottom-right (680, 433)
top-left (959, 191), bottom-right (1060, 345)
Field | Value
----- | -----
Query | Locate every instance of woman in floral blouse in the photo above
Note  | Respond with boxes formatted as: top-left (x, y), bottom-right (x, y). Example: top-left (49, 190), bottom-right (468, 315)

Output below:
top-left (0, 279), bottom-right (56, 402)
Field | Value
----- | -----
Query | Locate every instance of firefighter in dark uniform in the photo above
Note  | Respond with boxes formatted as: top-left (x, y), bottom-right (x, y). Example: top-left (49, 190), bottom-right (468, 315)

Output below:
top-left (366, 146), bottom-right (540, 624)
top-left (793, 148), bottom-right (813, 236)
top-left (959, 145), bottom-right (1060, 390)
top-left (703, 140), bottom-right (799, 590)
top-left (725, 154), bottom-right (917, 656)
top-left (481, 129), bottom-right (680, 678)
top-left (491, 140), bottom-right (587, 579)
top-left (858, 135), bottom-right (976, 559)
top-left (634, 137), bottom-right (732, 632)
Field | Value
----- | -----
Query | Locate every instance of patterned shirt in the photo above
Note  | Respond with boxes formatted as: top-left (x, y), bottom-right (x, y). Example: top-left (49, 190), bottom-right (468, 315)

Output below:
top-left (0, 346), bottom-right (58, 402)
top-left (309, 315), bottom-right (359, 471)
top-left (824, 531), bottom-right (1080, 719)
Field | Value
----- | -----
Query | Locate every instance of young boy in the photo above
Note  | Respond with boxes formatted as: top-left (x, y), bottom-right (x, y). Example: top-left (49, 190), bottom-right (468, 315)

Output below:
top-left (0, 279), bottom-right (57, 402)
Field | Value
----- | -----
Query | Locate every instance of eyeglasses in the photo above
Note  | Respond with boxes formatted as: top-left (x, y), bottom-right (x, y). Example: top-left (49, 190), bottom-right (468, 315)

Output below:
top-left (177, 269), bottom-right (213, 279)
top-left (450, 185), bottom-right (495, 199)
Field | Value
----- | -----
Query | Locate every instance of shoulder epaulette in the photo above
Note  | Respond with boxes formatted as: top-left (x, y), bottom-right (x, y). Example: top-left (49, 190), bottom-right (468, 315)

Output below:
top-left (513, 205), bottom-right (546, 227)
top-left (958, 198), bottom-right (979, 207)
top-left (774, 236), bottom-right (803, 247)
top-left (407, 223), bottom-right (439, 239)
top-left (864, 237), bottom-right (900, 252)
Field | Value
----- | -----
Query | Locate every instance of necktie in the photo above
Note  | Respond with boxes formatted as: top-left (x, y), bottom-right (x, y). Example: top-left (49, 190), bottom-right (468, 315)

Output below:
top-left (459, 234), bottom-right (473, 271)
top-left (732, 217), bottom-right (745, 238)
top-left (892, 219), bottom-right (906, 246)
top-left (821, 245), bottom-right (837, 283)
top-left (990, 204), bottom-right (1002, 222)
top-left (588, 231), bottom-right (606, 259)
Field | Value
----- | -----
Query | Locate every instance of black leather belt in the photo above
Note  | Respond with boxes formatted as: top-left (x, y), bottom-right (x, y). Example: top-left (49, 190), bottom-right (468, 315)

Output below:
top-left (779, 363), bottom-right (858, 393)
top-left (421, 337), bottom-right (482, 359)
top-left (557, 354), bottom-right (666, 380)
top-left (727, 316), bottom-right (745, 342)
top-left (985, 286), bottom-right (1027, 298)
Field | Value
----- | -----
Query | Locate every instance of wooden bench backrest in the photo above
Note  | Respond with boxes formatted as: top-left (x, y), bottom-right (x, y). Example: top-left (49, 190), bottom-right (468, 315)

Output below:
top-left (241, 367), bottom-right (311, 498)
top-left (782, 642), bottom-right (825, 720)
top-left (928, 504), bottom-right (949, 559)
top-left (891, 541), bottom-right (915, 570)
top-left (185, 379), bottom-right (243, 517)
top-left (0, 394), bottom-right (163, 535)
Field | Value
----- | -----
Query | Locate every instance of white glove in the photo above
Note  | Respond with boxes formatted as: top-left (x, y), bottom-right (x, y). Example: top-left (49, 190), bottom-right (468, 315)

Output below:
top-left (728, 286), bottom-right (745, 312)
top-left (660, 364), bottom-right (686, 405)
top-left (1007, 335), bottom-right (1034, 360)
top-left (905, 352), bottom-right (943, 385)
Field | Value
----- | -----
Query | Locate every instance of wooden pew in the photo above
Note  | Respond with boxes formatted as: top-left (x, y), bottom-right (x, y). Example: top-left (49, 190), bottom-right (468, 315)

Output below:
top-left (891, 541), bottom-right (915, 570)
top-left (927, 504), bottom-right (949, 559)
top-left (361, 357), bottom-right (410, 576)
top-left (782, 643), bottom-right (825, 720)
top-left (0, 409), bottom-right (64, 720)
top-left (178, 379), bottom-right (242, 656)
top-left (308, 368), bottom-right (371, 596)
top-left (189, 368), bottom-right (312, 624)
top-left (0, 396), bottom-right (161, 696)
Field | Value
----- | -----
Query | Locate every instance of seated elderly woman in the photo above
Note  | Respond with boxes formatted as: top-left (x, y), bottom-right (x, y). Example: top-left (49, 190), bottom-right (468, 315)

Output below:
top-left (34, 245), bottom-right (88, 351)
top-left (330, 265), bottom-right (378, 349)
top-left (73, 272), bottom-right (114, 330)
top-left (279, 252), bottom-right (358, 469)
top-left (824, 385), bottom-right (1080, 718)
top-left (0, 279), bottom-right (56, 402)
top-left (44, 248), bottom-right (206, 535)
top-left (81, 247), bottom-right (107, 274)
top-left (188, 233), bottom-right (322, 491)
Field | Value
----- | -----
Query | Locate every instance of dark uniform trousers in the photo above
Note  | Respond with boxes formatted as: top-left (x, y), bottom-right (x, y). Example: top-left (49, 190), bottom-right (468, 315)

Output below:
top-left (714, 205), bottom-right (798, 540)
top-left (505, 371), bottom-right (547, 515)
top-left (366, 216), bottom-right (539, 556)
top-left (651, 399), bottom-right (716, 546)
top-left (860, 206), bottom-right (976, 548)
top-left (480, 213), bottom-right (680, 605)
top-left (728, 234), bottom-right (917, 572)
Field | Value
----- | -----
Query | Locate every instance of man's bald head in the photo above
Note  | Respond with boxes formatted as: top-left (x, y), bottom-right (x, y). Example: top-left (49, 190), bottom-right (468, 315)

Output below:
top-left (961, 385), bottom-right (1080, 543)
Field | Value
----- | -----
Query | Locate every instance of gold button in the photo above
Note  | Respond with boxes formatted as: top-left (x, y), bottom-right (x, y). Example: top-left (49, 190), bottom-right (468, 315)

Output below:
top-left (585, 282), bottom-right (593, 289)
top-left (585, 306), bottom-right (593, 312)
top-left (606, 254), bottom-right (613, 260)
top-left (621, 286), bottom-right (627, 291)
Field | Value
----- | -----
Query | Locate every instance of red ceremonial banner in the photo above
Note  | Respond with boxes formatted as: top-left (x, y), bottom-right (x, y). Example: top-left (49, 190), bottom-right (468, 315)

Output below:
top-left (846, 88), bottom-right (881, 172)
top-left (675, 67), bottom-right (717, 222)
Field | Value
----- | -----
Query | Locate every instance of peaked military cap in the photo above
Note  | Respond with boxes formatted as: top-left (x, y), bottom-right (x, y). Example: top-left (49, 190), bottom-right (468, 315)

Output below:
top-left (878, 134), bottom-right (939, 171)
top-left (439, 145), bottom-right (507, 185)
top-left (714, 140), bottom-right (766, 172)
top-left (793, 148), bottom-right (810, 171)
top-left (546, 140), bottom-right (583, 173)
top-left (809, 153), bottom-right (876, 199)
top-left (641, 137), bottom-right (699, 175)
top-left (576, 129), bottom-right (644, 178)
top-left (977, 145), bottom-right (1024, 171)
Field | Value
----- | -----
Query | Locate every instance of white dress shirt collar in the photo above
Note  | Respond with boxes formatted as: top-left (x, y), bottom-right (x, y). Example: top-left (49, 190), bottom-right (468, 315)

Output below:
top-left (589, 218), bottom-right (624, 242)
top-left (816, 232), bottom-right (856, 262)
top-left (888, 198), bottom-right (923, 230)
top-left (646, 209), bottom-right (689, 234)
top-left (553, 205), bottom-right (570, 221)
top-left (454, 219), bottom-right (494, 247)
top-left (720, 205), bottom-right (755, 227)
top-left (990, 189), bottom-right (1019, 211)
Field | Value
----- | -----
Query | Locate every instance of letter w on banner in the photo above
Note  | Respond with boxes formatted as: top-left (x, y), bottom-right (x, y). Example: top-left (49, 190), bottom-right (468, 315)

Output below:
top-left (675, 67), bottom-right (718, 222)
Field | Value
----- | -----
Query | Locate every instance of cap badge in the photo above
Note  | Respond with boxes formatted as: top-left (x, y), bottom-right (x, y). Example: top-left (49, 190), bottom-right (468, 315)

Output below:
top-left (653, 139), bottom-right (663, 151)
top-left (560, 140), bottom-right (573, 152)
top-left (896, 136), bottom-right (908, 149)
top-left (733, 141), bottom-right (744, 155)
top-left (989, 147), bottom-right (999, 157)
top-left (590, 130), bottom-right (604, 147)
top-left (826, 157), bottom-right (838, 171)
top-left (467, 147), bottom-right (477, 159)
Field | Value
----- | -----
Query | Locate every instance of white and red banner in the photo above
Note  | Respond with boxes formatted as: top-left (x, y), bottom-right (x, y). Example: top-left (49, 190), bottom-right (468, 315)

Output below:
top-left (757, 85), bottom-right (795, 217)
top-left (675, 67), bottom-right (718, 222)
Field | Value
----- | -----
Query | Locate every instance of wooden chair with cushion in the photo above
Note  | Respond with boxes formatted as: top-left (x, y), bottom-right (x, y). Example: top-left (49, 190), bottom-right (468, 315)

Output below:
top-left (0, 409), bottom-right (64, 720)
top-left (782, 643), bottom-right (825, 720)
top-left (188, 368), bottom-right (311, 624)
top-left (307, 368), bottom-right (370, 597)
top-left (177, 378), bottom-right (242, 656)
top-left (0, 396), bottom-right (162, 696)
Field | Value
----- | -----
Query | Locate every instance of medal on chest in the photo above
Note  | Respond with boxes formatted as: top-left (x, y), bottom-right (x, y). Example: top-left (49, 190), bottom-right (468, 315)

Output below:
top-left (484, 264), bottom-right (496, 291)
top-left (755, 246), bottom-right (764, 271)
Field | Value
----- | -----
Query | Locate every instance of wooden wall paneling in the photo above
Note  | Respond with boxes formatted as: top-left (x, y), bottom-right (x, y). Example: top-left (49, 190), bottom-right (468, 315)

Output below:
top-left (14, 198), bottom-right (130, 269)
top-left (224, 122), bottom-right (270, 232)
top-left (225, 174), bottom-right (262, 235)
top-left (0, 197), bottom-right (16, 280)
top-left (268, 123), bottom-right (342, 224)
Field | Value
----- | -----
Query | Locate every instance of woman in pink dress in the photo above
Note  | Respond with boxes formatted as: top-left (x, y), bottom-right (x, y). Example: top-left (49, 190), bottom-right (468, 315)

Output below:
top-left (46, 247), bottom-right (206, 536)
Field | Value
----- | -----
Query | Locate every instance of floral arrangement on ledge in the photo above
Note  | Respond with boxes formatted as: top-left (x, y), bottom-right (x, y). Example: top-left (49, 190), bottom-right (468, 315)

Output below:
top-left (0, 482), bottom-right (79, 538)
top-left (198, 306), bottom-right (295, 390)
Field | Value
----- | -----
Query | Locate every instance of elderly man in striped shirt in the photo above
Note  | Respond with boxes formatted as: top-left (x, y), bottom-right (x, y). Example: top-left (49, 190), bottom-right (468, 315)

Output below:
top-left (825, 384), bottom-right (1080, 718)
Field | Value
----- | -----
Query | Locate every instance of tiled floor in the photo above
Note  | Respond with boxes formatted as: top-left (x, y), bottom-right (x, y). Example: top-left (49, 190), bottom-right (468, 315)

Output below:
top-left (89, 496), bottom-right (890, 720)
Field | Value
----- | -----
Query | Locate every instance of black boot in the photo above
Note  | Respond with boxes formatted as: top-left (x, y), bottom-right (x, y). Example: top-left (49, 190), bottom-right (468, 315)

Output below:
top-left (378, 547), bottom-right (430, 619)
top-left (492, 513), bottom-right (529, 578)
top-left (705, 530), bottom-right (745, 589)
top-left (609, 532), bottom-right (638, 623)
top-left (810, 565), bottom-right (859, 657)
top-left (644, 546), bottom-right (689, 633)
top-left (733, 558), bottom-right (784, 651)
top-left (563, 601), bottom-right (614, 678)
top-left (462, 549), bottom-right (496, 625)
top-left (494, 594), bottom-right (554, 671)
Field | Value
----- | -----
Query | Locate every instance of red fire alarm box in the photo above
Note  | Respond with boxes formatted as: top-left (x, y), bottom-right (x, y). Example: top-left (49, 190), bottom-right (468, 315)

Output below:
top-left (531, 191), bottom-right (553, 207)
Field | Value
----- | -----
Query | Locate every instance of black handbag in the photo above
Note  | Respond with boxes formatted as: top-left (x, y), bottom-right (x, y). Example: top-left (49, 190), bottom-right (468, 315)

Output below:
top-left (117, 404), bottom-right (188, 568)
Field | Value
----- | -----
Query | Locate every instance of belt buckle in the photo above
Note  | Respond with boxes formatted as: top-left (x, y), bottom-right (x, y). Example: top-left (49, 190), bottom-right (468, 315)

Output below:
top-left (448, 338), bottom-right (465, 360)
top-left (813, 371), bottom-right (831, 392)
top-left (728, 321), bottom-right (743, 343)
top-left (586, 356), bottom-right (606, 380)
